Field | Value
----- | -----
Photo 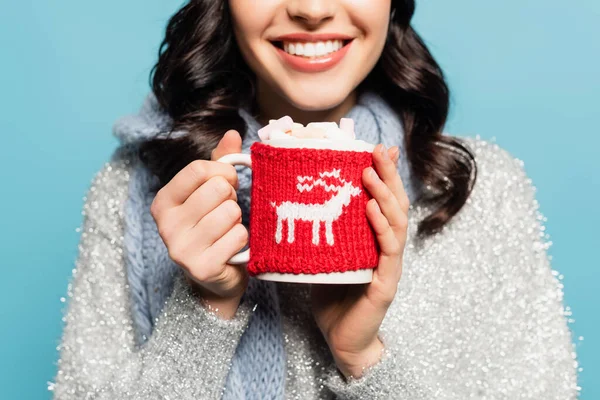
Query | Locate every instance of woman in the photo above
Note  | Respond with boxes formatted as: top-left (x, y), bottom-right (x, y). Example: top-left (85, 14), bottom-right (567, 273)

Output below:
top-left (51, 0), bottom-right (579, 398)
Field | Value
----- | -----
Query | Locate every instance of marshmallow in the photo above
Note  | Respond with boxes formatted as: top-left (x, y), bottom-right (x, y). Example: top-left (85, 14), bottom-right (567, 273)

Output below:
top-left (258, 116), bottom-right (294, 140)
top-left (269, 129), bottom-right (291, 140)
top-left (258, 116), bottom-right (357, 141)
top-left (294, 125), bottom-right (327, 138)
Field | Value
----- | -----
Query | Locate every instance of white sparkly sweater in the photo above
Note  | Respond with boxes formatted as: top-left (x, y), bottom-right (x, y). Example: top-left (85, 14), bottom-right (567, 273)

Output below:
top-left (51, 137), bottom-right (579, 399)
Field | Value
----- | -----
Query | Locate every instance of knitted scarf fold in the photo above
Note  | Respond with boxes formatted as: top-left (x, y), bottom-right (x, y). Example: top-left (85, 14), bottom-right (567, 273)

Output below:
top-left (113, 91), bottom-right (420, 399)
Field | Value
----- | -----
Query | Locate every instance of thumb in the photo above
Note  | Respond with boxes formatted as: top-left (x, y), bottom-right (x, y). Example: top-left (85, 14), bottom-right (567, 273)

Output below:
top-left (211, 130), bottom-right (243, 161)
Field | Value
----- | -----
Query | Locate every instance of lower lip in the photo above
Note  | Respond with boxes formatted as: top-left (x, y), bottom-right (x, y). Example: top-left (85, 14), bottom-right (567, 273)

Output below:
top-left (275, 41), bottom-right (353, 73)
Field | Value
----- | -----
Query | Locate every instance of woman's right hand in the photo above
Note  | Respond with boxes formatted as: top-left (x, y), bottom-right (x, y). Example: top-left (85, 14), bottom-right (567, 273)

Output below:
top-left (150, 130), bottom-right (249, 318)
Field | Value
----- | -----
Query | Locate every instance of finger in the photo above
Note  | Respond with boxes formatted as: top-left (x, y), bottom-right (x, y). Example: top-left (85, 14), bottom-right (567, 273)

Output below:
top-left (366, 199), bottom-right (403, 288)
top-left (211, 130), bottom-right (243, 161)
top-left (179, 176), bottom-right (238, 227)
top-left (203, 223), bottom-right (249, 267)
top-left (184, 223), bottom-right (248, 284)
top-left (389, 146), bottom-right (400, 163)
top-left (153, 160), bottom-right (239, 212)
top-left (363, 167), bottom-right (408, 237)
top-left (192, 199), bottom-right (242, 248)
top-left (366, 199), bottom-right (402, 260)
top-left (372, 144), bottom-right (409, 213)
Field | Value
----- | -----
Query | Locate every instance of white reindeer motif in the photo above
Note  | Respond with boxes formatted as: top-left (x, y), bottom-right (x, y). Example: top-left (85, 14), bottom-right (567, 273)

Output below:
top-left (270, 169), bottom-right (361, 246)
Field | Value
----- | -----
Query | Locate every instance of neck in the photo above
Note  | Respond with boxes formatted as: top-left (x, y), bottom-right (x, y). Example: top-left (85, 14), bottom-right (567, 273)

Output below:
top-left (255, 80), bottom-right (357, 126)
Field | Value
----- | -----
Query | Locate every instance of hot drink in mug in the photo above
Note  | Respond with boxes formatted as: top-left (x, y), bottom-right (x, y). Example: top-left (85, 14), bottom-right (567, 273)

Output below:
top-left (218, 116), bottom-right (378, 284)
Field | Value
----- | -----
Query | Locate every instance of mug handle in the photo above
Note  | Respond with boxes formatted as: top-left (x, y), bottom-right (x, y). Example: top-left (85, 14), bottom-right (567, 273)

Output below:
top-left (216, 153), bottom-right (252, 265)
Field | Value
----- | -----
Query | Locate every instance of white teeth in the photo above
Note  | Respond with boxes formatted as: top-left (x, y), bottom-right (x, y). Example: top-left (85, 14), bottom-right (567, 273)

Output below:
top-left (281, 39), bottom-right (347, 57)
top-left (304, 43), bottom-right (315, 57)
top-left (315, 42), bottom-right (326, 56)
top-left (325, 40), bottom-right (333, 53)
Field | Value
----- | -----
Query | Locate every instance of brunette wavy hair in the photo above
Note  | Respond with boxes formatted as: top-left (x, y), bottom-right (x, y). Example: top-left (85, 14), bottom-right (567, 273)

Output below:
top-left (140, 0), bottom-right (477, 238)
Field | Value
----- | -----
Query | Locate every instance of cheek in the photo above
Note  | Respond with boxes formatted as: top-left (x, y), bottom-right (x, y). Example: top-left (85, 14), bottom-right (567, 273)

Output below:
top-left (229, 0), bottom-right (268, 49)
top-left (229, 0), bottom-right (275, 72)
top-left (348, 0), bottom-right (391, 44)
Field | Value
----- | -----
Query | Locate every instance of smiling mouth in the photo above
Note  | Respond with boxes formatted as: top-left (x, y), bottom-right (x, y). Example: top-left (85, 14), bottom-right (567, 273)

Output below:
top-left (271, 39), bottom-right (353, 59)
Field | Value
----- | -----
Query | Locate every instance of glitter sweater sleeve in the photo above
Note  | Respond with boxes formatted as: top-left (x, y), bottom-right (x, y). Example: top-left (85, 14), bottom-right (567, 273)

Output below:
top-left (51, 156), bottom-right (255, 400)
top-left (322, 138), bottom-right (579, 399)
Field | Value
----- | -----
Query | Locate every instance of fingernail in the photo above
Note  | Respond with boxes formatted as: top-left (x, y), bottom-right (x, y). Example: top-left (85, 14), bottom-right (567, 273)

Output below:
top-left (371, 198), bottom-right (381, 213)
top-left (391, 147), bottom-right (400, 162)
top-left (380, 145), bottom-right (389, 160)
top-left (369, 167), bottom-right (380, 181)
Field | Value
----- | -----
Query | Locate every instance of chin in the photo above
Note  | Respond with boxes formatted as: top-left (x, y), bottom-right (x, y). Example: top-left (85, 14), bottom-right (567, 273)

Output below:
top-left (282, 86), bottom-right (353, 112)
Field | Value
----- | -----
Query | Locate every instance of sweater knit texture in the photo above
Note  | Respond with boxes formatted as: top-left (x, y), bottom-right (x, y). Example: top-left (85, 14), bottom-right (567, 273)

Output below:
top-left (111, 91), bottom-right (419, 400)
top-left (50, 97), bottom-right (579, 399)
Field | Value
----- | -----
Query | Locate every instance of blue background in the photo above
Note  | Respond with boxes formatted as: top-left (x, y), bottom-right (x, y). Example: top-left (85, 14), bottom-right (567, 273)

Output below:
top-left (0, 0), bottom-right (597, 398)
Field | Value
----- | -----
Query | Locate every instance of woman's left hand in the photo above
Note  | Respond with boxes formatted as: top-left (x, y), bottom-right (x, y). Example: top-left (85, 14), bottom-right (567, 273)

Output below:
top-left (310, 144), bottom-right (410, 380)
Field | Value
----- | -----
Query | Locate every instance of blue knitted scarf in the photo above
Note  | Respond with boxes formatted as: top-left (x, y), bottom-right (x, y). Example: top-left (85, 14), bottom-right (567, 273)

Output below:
top-left (112, 91), bottom-right (420, 399)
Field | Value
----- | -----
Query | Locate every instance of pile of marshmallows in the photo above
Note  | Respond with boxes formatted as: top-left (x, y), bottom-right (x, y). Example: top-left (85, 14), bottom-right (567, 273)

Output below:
top-left (258, 116), bottom-right (356, 141)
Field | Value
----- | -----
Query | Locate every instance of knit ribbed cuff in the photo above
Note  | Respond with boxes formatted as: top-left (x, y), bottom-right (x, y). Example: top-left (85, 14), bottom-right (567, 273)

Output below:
top-left (323, 333), bottom-right (429, 399)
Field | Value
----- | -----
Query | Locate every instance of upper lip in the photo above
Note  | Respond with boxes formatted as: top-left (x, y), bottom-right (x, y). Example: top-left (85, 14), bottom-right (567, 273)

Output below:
top-left (271, 33), bottom-right (354, 42)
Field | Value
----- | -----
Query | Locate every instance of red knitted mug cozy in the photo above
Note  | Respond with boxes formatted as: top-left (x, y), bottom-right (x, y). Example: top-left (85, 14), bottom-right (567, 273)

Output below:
top-left (247, 142), bottom-right (379, 276)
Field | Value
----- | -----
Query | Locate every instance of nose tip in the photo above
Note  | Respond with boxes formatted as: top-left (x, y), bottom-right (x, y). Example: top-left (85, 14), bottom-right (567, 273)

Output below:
top-left (287, 0), bottom-right (335, 26)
